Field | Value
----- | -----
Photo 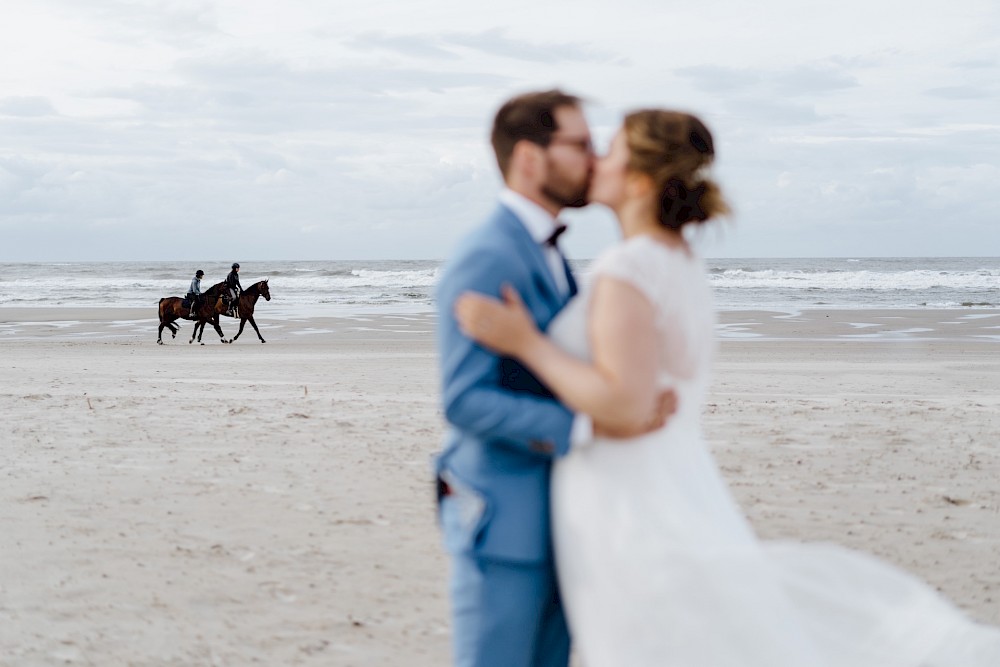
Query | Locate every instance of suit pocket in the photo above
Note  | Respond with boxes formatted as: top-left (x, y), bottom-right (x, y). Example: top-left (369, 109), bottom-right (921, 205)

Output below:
top-left (439, 470), bottom-right (491, 554)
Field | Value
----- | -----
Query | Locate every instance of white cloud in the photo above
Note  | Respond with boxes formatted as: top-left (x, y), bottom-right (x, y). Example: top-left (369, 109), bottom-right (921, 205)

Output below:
top-left (0, 96), bottom-right (58, 117)
top-left (1, 0), bottom-right (998, 260)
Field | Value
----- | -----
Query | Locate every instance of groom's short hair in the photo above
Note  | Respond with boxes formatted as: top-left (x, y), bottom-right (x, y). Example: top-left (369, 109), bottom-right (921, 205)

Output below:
top-left (491, 89), bottom-right (582, 178)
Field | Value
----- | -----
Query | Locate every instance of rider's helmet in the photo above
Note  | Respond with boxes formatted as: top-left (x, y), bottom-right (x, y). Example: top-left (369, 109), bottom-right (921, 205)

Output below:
top-left (196, 270), bottom-right (204, 277)
top-left (232, 263), bottom-right (240, 269)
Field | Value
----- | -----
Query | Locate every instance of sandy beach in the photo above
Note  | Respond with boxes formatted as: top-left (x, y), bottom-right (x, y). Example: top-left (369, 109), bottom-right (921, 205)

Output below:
top-left (1, 307), bottom-right (999, 665)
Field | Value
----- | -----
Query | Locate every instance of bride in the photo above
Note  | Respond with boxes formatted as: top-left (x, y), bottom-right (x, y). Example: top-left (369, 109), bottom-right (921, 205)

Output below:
top-left (455, 109), bottom-right (1000, 666)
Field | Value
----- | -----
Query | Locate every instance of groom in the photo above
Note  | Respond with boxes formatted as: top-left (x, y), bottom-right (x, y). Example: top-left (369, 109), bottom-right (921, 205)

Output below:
top-left (435, 90), bottom-right (671, 667)
top-left (434, 89), bottom-right (590, 667)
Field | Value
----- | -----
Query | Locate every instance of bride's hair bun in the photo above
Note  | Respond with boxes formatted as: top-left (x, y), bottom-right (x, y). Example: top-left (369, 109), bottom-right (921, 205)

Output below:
top-left (624, 110), bottom-right (730, 230)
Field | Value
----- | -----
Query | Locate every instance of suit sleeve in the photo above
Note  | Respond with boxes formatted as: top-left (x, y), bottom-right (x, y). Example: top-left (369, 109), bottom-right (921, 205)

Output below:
top-left (437, 248), bottom-right (573, 458)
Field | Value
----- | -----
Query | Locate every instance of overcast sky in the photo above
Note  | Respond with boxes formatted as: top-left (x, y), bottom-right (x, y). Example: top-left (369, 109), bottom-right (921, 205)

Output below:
top-left (1, 0), bottom-right (998, 261)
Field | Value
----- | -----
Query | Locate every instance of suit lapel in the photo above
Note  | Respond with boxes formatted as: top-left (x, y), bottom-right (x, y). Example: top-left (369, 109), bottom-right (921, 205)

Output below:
top-left (563, 256), bottom-right (578, 297)
top-left (494, 206), bottom-right (565, 309)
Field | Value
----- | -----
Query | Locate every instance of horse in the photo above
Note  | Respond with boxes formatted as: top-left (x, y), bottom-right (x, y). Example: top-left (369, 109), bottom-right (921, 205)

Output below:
top-left (224, 279), bottom-right (272, 343)
top-left (157, 285), bottom-right (230, 345)
top-left (189, 281), bottom-right (233, 344)
top-left (158, 280), bottom-right (230, 344)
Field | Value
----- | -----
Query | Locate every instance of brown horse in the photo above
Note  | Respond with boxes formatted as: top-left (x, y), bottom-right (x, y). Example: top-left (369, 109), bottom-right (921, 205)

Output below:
top-left (189, 281), bottom-right (234, 344)
top-left (224, 279), bottom-right (272, 343)
top-left (157, 280), bottom-right (230, 344)
top-left (157, 286), bottom-right (230, 345)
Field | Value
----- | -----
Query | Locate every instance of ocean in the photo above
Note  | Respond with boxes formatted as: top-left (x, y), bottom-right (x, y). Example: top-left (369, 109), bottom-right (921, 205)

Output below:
top-left (0, 257), bottom-right (997, 316)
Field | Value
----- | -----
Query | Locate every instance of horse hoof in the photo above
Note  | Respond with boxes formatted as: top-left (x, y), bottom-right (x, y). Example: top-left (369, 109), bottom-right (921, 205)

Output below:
top-left (261, 340), bottom-right (266, 343)
top-left (157, 340), bottom-right (163, 345)
top-left (201, 343), bottom-right (205, 346)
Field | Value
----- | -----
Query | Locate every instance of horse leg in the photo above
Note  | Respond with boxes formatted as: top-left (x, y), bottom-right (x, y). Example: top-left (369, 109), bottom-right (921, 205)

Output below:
top-left (159, 314), bottom-right (179, 344)
top-left (210, 315), bottom-right (227, 343)
top-left (157, 299), bottom-right (166, 343)
top-left (247, 315), bottom-right (266, 343)
top-left (230, 318), bottom-right (248, 343)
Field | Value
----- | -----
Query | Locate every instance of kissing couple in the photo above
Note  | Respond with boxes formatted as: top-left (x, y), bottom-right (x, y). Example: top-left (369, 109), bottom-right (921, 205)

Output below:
top-left (433, 90), bottom-right (1000, 667)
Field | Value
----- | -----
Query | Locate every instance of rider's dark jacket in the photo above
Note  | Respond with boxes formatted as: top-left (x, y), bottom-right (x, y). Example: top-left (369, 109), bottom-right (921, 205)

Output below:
top-left (226, 270), bottom-right (242, 293)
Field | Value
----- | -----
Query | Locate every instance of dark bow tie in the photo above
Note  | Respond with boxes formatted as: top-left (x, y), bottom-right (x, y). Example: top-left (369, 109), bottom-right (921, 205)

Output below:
top-left (545, 224), bottom-right (567, 247)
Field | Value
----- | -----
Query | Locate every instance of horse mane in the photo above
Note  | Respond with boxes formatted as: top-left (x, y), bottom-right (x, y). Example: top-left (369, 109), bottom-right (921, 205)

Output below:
top-left (203, 280), bottom-right (228, 296)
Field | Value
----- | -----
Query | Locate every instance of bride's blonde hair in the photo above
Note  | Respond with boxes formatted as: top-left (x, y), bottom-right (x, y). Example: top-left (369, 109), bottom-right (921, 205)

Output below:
top-left (623, 110), bottom-right (730, 230)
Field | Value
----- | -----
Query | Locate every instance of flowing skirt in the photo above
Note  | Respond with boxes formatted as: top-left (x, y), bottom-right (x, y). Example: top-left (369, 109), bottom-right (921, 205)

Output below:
top-left (552, 415), bottom-right (1000, 667)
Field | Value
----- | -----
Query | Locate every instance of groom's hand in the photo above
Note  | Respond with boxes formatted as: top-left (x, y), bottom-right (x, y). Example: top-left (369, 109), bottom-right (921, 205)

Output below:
top-left (593, 389), bottom-right (678, 439)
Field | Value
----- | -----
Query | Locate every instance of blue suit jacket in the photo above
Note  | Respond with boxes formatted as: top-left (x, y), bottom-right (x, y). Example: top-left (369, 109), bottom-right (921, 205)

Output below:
top-left (435, 204), bottom-right (577, 564)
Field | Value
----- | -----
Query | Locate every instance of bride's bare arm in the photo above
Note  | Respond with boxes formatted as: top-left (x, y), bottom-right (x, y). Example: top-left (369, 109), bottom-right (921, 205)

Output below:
top-left (454, 277), bottom-right (660, 433)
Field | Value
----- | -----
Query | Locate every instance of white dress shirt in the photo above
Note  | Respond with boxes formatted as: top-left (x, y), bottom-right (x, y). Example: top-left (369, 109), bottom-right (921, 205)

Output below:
top-left (498, 188), bottom-right (570, 296)
top-left (496, 188), bottom-right (592, 447)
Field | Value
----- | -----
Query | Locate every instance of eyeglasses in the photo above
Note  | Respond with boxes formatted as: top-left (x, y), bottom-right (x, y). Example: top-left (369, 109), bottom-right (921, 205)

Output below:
top-left (547, 135), bottom-right (594, 155)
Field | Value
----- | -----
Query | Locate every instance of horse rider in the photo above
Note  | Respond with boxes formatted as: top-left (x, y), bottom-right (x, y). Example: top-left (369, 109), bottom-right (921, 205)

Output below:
top-left (226, 262), bottom-right (242, 317)
top-left (186, 269), bottom-right (205, 318)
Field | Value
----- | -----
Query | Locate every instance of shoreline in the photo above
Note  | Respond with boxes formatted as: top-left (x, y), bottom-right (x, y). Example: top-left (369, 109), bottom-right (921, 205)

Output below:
top-left (2, 307), bottom-right (998, 343)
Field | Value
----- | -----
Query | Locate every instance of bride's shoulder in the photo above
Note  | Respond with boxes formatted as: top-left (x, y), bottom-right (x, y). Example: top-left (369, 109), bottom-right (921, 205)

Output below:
top-left (592, 235), bottom-right (700, 276)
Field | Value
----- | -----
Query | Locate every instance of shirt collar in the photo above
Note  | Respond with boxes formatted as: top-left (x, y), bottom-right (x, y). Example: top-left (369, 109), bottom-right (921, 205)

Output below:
top-left (498, 188), bottom-right (562, 245)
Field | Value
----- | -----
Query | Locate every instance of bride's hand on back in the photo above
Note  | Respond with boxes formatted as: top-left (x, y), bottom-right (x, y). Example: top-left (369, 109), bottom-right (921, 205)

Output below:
top-left (455, 284), bottom-right (541, 357)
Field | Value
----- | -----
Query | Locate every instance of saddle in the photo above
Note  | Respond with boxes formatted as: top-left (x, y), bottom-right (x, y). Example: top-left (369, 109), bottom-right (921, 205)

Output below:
top-left (224, 293), bottom-right (239, 318)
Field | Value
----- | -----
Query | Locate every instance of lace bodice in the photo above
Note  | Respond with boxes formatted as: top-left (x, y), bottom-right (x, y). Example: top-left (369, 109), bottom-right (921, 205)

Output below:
top-left (549, 235), bottom-right (716, 405)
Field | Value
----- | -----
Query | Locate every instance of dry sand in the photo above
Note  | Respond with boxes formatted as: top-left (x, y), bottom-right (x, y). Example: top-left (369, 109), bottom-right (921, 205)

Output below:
top-left (1, 308), bottom-right (998, 665)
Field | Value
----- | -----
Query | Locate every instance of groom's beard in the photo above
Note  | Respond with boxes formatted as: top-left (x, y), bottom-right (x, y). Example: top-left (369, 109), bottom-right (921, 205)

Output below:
top-left (543, 158), bottom-right (590, 209)
top-left (542, 183), bottom-right (588, 209)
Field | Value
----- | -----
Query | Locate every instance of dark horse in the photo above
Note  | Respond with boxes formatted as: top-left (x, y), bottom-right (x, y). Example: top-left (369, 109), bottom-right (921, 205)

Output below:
top-left (190, 280), bottom-right (236, 344)
top-left (223, 279), bottom-right (272, 343)
top-left (157, 282), bottom-right (230, 345)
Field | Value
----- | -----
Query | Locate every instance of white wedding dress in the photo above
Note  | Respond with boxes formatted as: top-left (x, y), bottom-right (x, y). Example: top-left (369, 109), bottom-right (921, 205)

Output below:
top-left (548, 235), bottom-right (1000, 667)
